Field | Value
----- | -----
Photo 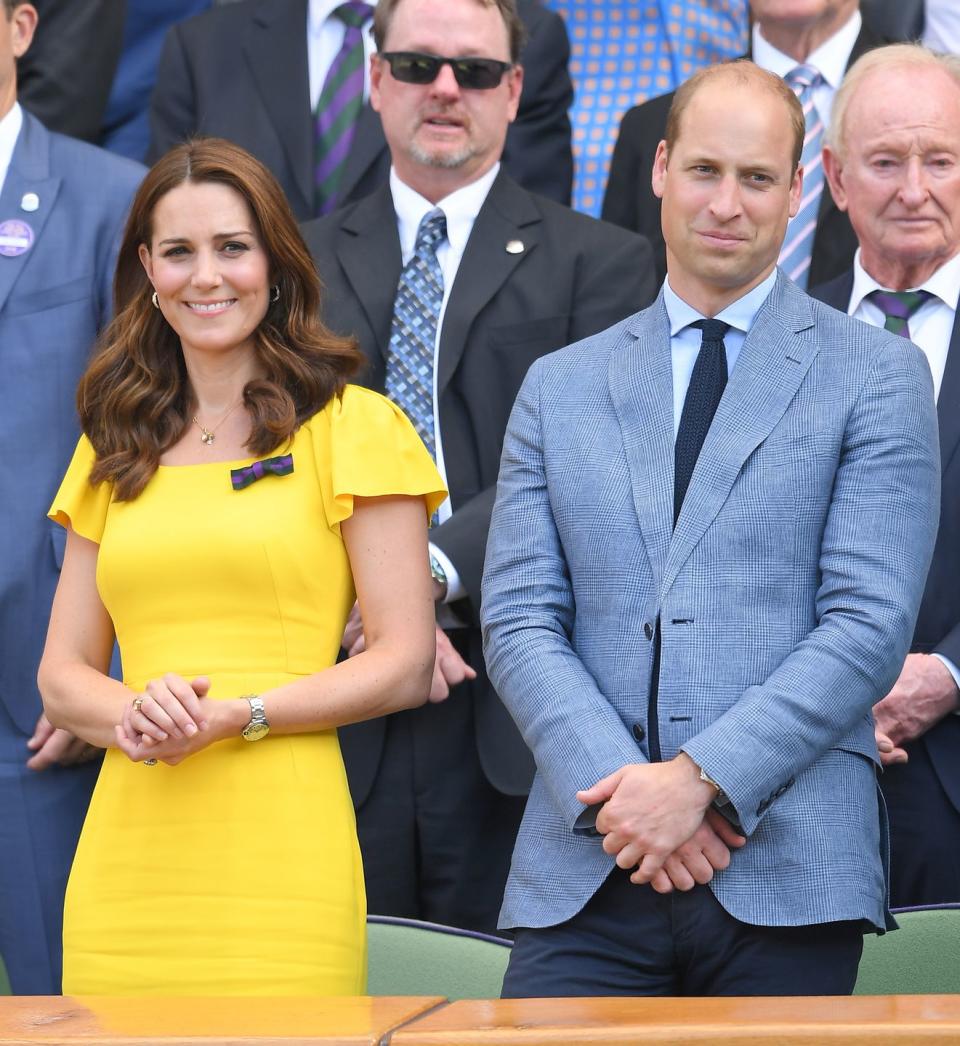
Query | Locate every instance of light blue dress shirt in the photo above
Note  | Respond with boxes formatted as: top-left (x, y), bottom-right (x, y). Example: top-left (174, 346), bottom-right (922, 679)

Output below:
top-left (663, 270), bottom-right (778, 439)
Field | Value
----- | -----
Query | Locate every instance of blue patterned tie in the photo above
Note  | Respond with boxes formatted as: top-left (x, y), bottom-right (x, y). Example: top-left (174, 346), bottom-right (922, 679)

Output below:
top-left (780, 64), bottom-right (824, 290)
top-left (675, 319), bottom-right (730, 524)
top-left (386, 209), bottom-right (447, 462)
top-left (868, 289), bottom-right (934, 339)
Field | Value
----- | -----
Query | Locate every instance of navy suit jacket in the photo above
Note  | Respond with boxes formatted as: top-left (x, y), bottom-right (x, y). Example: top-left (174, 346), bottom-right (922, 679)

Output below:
top-left (302, 173), bottom-right (656, 804)
top-left (813, 269), bottom-right (960, 815)
top-left (0, 111), bottom-right (144, 735)
top-left (148, 0), bottom-right (574, 216)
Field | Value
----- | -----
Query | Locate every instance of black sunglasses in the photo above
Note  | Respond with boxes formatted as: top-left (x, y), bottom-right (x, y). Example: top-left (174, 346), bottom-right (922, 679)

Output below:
top-left (380, 51), bottom-right (513, 90)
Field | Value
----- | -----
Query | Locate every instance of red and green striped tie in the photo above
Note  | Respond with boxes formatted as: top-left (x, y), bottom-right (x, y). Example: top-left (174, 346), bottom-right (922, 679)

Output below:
top-left (314, 1), bottom-right (373, 216)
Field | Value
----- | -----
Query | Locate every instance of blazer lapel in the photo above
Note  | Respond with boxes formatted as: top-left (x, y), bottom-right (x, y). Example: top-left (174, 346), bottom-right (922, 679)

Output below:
top-left (662, 276), bottom-right (820, 596)
top-left (607, 298), bottom-right (674, 590)
top-left (338, 104), bottom-right (387, 204)
top-left (939, 311), bottom-right (960, 474)
top-left (337, 186), bottom-right (402, 361)
top-left (437, 173), bottom-right (541, 396)
top-left (0, 114), bottom-right (60, 318)
top-left (244, 0), bottom-right (314, 216)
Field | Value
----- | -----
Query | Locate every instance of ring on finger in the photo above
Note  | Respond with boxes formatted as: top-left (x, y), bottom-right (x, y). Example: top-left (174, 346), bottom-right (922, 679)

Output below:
top-left (132, 696), bottom-right (144, 713)
top-left (143, 758), bottom-right (158, 767)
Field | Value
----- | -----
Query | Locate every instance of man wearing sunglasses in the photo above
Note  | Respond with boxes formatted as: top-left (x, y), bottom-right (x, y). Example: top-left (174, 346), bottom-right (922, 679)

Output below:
top-left (148, 0), bottom-right (574, 219)
top-left (303, 0), bottom-right (654, 934)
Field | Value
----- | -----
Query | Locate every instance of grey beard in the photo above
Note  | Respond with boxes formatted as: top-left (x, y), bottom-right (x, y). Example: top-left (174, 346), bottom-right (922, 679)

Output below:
top-left (409, 139), bottom-right (477, 170)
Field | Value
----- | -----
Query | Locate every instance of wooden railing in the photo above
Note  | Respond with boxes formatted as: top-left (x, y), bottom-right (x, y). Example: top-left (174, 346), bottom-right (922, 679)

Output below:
top-left (2, 994), bottom-right (960, 1044)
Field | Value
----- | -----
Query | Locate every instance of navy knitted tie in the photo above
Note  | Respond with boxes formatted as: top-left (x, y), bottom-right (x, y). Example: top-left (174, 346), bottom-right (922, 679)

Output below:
top-left (674, 319), bottom-right (730, 524)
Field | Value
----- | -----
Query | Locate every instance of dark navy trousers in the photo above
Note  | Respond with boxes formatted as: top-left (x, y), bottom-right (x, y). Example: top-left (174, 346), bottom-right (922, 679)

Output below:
top-left (502, 868), bottom-right (864, 998)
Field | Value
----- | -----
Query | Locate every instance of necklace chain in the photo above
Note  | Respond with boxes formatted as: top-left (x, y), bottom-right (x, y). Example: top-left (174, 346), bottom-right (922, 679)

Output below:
top-left (192, 400), bottom-right (244, 446)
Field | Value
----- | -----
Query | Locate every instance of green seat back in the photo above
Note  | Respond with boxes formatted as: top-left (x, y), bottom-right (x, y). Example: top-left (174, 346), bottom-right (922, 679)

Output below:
top-left (0, 955), bottom-right (10, 996)
top-left (855, 907), bottom-right (960, 995)
top-left (366, 917), bottom-right (511, 1000)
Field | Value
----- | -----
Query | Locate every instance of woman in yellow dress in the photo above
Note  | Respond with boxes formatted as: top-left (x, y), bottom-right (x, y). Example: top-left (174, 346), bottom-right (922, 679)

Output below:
top-left (38, 138), bottom-right (445, 996)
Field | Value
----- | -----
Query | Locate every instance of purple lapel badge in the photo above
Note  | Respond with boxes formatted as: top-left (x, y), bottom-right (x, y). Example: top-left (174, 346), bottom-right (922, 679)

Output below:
top-left (0, 219), bottom-right (34, 258)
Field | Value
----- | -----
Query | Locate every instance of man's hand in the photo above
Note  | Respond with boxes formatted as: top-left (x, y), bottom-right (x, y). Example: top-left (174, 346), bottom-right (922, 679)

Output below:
top-left (342, 603), bottom-right (476, 703)
top-left (873, 654), bottom-right (959, 764)
top-left (26, 713), bottom-right (100, 771)
top-left (876, 728), bottom-right (909, 767)
top-left (647, 808), bottom-right (746, 892)
top-left (429, 626), bottom-right (477, 702)
top-left (576, 753), bottom-right (718, 884)
top-left (342, 602), bottom-right (365, 657)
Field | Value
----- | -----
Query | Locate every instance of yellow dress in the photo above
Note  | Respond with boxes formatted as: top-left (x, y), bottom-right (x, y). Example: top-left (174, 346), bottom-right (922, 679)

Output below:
top-left (50, 386), bottom-right (446, 996)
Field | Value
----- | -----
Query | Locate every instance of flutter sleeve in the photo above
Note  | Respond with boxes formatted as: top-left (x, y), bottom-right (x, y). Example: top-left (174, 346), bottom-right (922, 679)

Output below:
top-left (48, 435), bottom-right (113, 544)
top-left (320, 384), bottom-right (447, 531)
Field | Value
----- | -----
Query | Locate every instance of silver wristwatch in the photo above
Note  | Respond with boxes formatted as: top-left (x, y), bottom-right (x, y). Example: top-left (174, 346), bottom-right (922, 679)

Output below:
top-left (241, 695), bottom-right (270, 741)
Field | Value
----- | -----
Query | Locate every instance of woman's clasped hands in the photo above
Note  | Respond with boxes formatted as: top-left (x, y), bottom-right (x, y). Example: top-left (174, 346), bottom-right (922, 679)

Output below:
top-left (116, 673), bottom-right (216, 766)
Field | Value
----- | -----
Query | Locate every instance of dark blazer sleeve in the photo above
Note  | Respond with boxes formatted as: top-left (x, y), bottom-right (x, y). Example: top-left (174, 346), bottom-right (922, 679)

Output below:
top-left (601, 91), bottom-right (674, 284)
top-left (17, 0), bottom-right (126, 143)
top-left (502, 1), bottom-right (574, 206)
top-left (431, 227), bottom-right (657, 610)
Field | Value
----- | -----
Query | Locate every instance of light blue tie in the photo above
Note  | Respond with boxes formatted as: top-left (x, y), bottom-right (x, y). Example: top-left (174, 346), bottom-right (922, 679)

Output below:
top-left (385, 209), bottom-right (447, 462)
top-left (780, 64), bottom-right (824, 290)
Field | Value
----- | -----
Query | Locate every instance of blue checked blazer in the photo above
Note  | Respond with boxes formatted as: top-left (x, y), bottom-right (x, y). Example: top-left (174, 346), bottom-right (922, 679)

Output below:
top-left (481, 273), bottom-right (941, 931)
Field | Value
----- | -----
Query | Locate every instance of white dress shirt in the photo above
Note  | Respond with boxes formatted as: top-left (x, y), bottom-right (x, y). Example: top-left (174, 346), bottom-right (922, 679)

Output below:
top-left (0, 102), bottom-right (23, 199)
top-left (752, 9), bottom-right (862, 132)
top-left (848, 248), bottom-right (960, 404)
top-left (389, 162), bottom-right (501, 603)
top-left (844, 249), bottom-right (960, 689)
top-left (307, 0), bottom-right (376, 111)
top-left (924, 0), bottom-right (960, 55)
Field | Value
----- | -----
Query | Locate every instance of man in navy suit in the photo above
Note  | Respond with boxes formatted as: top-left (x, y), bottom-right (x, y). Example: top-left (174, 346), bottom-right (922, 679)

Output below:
top-left (302, 0), bottom-right (653, 934)
top-left (0, 1), bottom-right (143, 994)
top-left (814, 43), bottom-right (960, 907)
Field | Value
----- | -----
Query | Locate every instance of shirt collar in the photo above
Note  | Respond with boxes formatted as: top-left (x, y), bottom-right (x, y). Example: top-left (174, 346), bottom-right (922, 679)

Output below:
top-left (0, 102), bottom-right (23, 187)
top-left (663, 269), bottom-right (778, 337)
top-left (308, 0), bottom-right (373, 34)
top-left (850, 247), bottom-right (960, 314)
top-left (389, 163), bottom-right (500, 260)
top-left (752, 9), bottom-right (861, 89)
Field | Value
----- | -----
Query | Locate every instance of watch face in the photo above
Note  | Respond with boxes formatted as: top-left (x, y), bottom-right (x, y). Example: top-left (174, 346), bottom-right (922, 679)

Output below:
top-left (242, 722), bottom-right (270, 742)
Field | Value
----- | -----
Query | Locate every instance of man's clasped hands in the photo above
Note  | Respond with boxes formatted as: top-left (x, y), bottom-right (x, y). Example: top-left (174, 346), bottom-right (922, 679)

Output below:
top-left (577, 753), bottom-right (747, 894)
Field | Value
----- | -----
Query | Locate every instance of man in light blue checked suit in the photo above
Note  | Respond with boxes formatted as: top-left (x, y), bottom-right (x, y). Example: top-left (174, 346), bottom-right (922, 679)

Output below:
top-left (482, 58), bottom-right (942, 997)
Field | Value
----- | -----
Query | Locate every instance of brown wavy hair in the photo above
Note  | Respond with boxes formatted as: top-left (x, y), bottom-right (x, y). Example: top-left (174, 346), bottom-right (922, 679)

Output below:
top-left (78, 137), bottom-right (362, 500)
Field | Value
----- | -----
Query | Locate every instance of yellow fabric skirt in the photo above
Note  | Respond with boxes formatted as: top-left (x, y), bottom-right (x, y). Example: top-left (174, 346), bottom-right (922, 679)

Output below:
top-left (62, 679), bottom-right (366, 997)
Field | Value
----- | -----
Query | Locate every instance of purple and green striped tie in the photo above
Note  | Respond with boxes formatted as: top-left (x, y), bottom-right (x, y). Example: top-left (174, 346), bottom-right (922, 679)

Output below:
top-left (868, 289), bottom-right (934, 339)
top-left (313, 1), bottom-right (373, 216)
top-left (780, 64), bottom-right (824, 290)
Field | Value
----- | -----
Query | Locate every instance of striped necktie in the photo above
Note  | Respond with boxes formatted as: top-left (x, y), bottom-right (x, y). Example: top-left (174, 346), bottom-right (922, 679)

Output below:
top-left (313, 1), bottom-right (373, 217)
top-left (780, 64), bottom-right (824, 290)
top-left (868, 289), bottom-right (934, 339)
top-left (385, 209), bottom-right (447, 463)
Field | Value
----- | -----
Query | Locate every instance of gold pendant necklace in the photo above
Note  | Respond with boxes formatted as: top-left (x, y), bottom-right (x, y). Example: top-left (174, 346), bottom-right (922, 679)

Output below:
top-left (192, 400), bottom-right (243, 446)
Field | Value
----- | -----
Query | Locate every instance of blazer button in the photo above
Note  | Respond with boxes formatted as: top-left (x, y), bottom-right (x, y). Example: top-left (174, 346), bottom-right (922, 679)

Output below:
top-left (643, 622), bottom-right (653, 640)
top-left (632, 723), bottom-right (646, 742)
